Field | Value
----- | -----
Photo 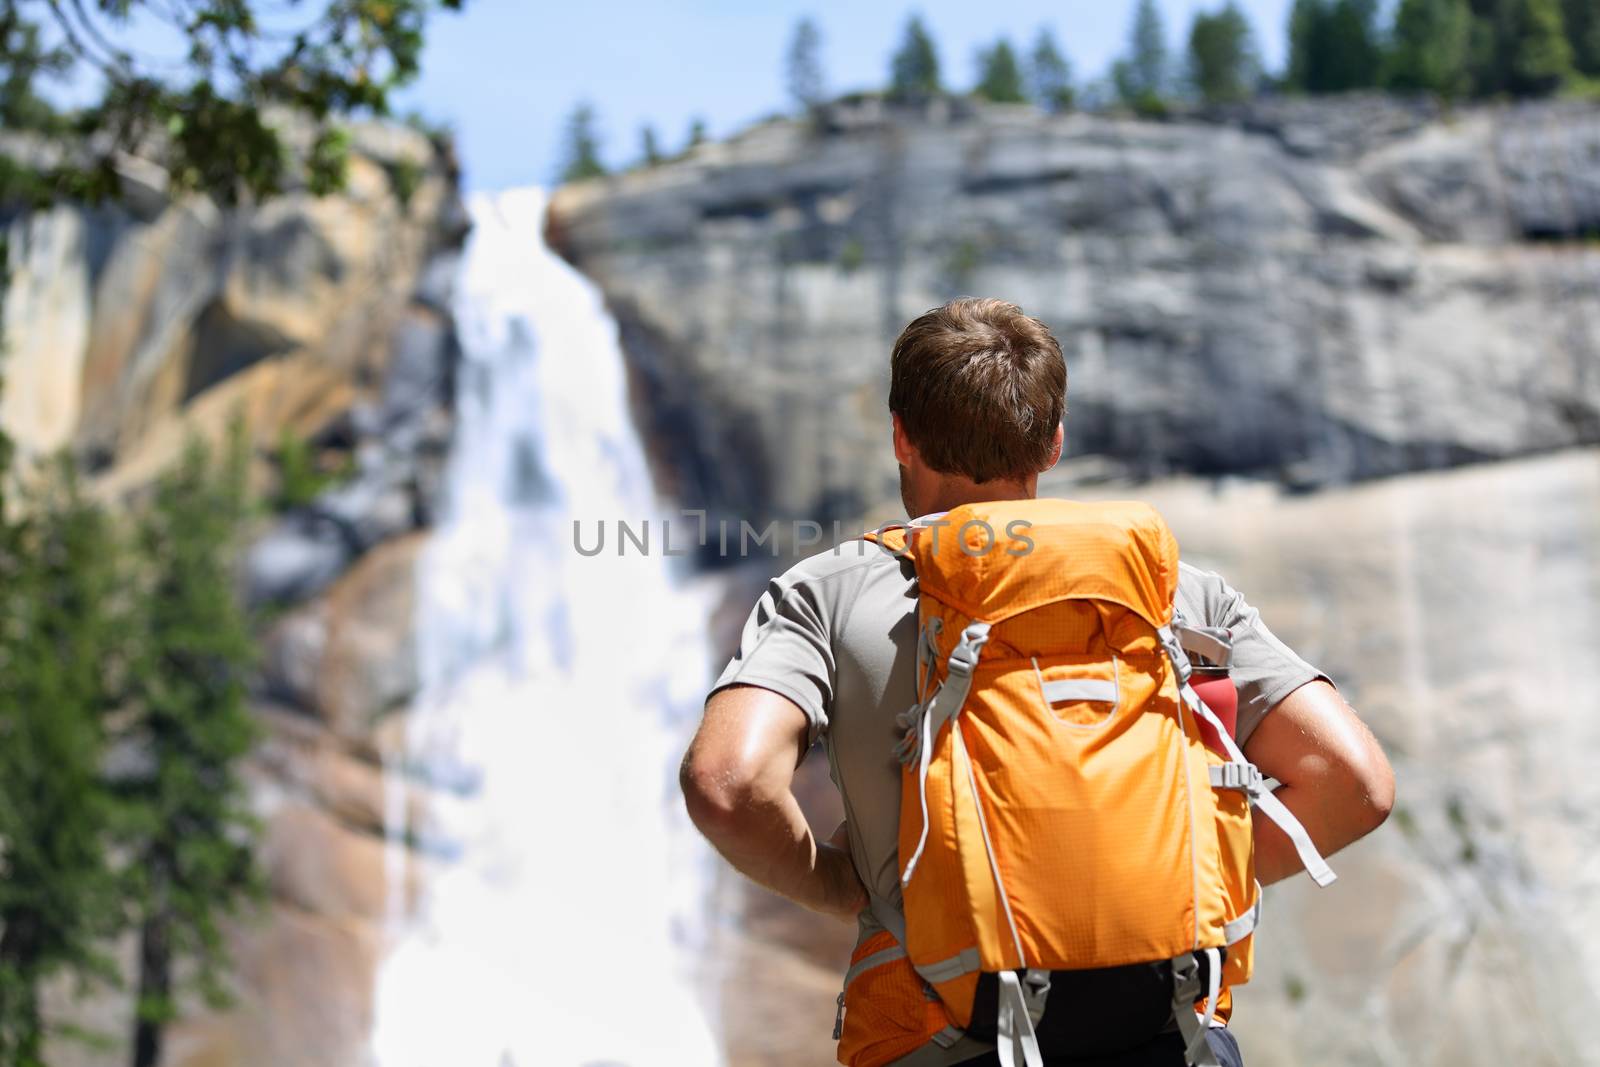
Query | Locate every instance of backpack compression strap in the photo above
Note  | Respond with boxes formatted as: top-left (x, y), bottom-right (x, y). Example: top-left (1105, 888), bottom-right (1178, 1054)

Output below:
top-left (898, 620), bottom-right (991, 886)
top-left (1171, 950), bottom-right (1224, 1067)
top-left (995, 969), bottom-right (1051, 1067)
top-left (1159, 622), bottom-right (1337, 888)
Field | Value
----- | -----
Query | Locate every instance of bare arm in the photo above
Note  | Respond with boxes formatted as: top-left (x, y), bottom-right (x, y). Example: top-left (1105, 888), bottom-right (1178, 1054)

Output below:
top-left (1244, 680), bottom-right (1395, 885)
top-left (679, 684), bottom-right (867, 921)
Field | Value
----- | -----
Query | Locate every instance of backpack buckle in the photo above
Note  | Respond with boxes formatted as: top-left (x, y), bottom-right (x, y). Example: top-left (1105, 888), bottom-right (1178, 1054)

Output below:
top-left (1157, 625), bottom-right (1193, 685)
top-left (1209, 762), bottom-right (1263, 791)
top-left (946, 622), bottom-right (991, 676)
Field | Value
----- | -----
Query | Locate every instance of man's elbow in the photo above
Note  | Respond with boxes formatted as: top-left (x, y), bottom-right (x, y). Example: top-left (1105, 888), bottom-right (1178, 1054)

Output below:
top-left (679, 751), bottom-right (755, 839)
top-left (1348, 740), bottom-right (1396, 837)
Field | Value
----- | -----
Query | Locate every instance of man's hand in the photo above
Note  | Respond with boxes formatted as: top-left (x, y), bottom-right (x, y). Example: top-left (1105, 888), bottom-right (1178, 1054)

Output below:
top-left (680, 685), bottom-right (868, 921)
top-left (1244, 680), bottom-right (1395, 885)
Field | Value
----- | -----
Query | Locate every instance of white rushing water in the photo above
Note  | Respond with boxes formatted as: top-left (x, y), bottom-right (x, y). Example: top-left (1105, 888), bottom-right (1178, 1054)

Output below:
top-left (370, 188), bottom-right (722, 1067)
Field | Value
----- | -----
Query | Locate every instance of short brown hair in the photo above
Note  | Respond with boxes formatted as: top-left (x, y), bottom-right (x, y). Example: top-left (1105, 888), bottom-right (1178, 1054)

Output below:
top-left (888, 298), bottom-right (1066, 483)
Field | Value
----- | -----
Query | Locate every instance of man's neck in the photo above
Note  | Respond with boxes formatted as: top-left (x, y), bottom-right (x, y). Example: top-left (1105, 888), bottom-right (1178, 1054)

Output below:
top-left (924, 476), bottom-right (1036, 515)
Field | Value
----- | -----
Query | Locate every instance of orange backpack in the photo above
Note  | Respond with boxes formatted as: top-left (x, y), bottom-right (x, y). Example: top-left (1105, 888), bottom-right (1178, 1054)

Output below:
top-left (839, 499), bottom-right (1334, 1067)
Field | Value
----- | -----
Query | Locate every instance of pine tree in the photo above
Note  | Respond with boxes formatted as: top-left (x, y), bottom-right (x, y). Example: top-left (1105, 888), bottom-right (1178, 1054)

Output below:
top-left (1323, 0), bottom-right (1384, 90)
top-left (1565, 0), bottom-right (1600, 76)
top-left (1286, 0), bottom-right (1321, 90)
top-left (1188, 2), bottom-right (1260, 103)
top-left (1468, 0), bottom-right (1574, 95)
top-left (786, 16), bottom-right (826, 115)
top-left (975, 38), bottom-right (1026, 103)
top-left (889, 14), bottom-right (942, 101)
top-left (557, 101), bottom-right (606, 184)
top-left (120, 429), bottom-right (262, 1067)
top-left (640, 124), bottom-right (663, 167)
top-left (686, 116), bottom-right (708, 150)
top-left (0, 455), bottom-right (122, 1067)
top-left (1114, 0), bottom-right (1171, 110)
top-left (1284, 0), bottom-right (1383, 92)
top-left (1386, 0), bottom-right (1474, 96)
top-left (1027, 27), bottom-right (1075, 112)
top-left (1509, 0), bottom-right (1574, 92)
top-left (1467, 0), bottom-right (1499, 94)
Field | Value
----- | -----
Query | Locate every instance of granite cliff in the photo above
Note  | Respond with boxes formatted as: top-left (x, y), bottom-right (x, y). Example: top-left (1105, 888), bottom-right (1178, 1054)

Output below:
top-left (549, 95), bottom-right (1600, 525)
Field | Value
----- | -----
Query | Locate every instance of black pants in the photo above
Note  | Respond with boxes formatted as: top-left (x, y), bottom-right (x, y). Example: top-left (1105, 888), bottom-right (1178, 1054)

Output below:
top-left (955, 1026), bottom-right (1244, 1067)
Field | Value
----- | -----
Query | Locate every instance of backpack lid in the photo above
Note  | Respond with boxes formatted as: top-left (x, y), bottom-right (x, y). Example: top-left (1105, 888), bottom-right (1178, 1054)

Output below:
top-left (904, 498), bottom-right (1179, 630)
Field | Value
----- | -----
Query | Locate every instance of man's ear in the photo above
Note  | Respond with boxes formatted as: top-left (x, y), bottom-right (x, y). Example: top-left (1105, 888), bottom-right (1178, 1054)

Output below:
top-left (892, 413), bottom-right (915, 466)
top-left (1043, 423), bottom-right (1064, 471)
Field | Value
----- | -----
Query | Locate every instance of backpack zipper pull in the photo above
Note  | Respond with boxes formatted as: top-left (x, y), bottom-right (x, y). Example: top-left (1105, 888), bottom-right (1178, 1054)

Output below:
top-left (833, 991), bottom-right (846, 1040)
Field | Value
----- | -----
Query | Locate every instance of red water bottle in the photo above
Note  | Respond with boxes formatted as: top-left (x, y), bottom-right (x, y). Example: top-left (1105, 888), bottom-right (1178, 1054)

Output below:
top-left (1190, 665), bottom-right (1237, 755)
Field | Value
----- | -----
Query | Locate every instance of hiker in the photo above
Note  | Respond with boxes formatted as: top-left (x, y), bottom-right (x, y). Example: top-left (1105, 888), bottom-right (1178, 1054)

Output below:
top-left (680, 298), bottom-right (1394, 1067)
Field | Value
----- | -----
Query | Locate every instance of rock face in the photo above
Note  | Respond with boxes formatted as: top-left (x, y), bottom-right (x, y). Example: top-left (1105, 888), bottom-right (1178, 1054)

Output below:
top-left (1, 122), bottom-right (466, 491)
top-left (549, 96), bottom-right (1600, 525)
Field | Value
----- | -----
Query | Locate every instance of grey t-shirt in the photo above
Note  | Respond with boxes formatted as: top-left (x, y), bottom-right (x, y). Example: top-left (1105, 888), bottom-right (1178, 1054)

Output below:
top-left (710, 534), bottom-right (1326, 1065)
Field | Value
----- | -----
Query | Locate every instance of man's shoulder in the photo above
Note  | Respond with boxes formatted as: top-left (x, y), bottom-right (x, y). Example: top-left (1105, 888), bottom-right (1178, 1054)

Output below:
top-left (762, 541), bottom-right (917, 640)
top-left (774, 540), bottom-right (911, 589)
top-left (1176, 560), bottom-right (1235, 622)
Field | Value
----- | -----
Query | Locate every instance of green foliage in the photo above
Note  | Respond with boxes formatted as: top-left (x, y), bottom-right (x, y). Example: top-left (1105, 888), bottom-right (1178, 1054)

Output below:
top-left (837, 236), bottom-right (864, 274)
top-left (1470, 0), bottom-right (1574, 95)
top-left (0, 150), bottom-right (120, 210)
top-left (0, 458), bottom-right (123, 1067)
top-left (1285, 0), bottom-right (1384, 92)
top-left (1114, 0), bottom-right (1171, 108)
top-left (889, 13), bottom-right (941, 101)
top-left (942, 237), bottom-right (983, 290)
top-left (0, 411), bottom-right (266, 1066)
top-left (270, 428), bottom-right (348, 510)
top-left (1515, 0), bottom-right (1577, 92)
top-left (402, 109), bottom-right (454, 146)
top-left (557, 101), bottom-right (607, 184)
top-left (1386, 0), bottom-right (1474, 96)
top-left (1027, 28), bottom-right (1075, 112)
top-left (1188, 2), bottom-right (1260, 104)
top-left (786, 16), bottom-right (826, 115)
top-left (1286, 0), bottom-right (1320, 90)
top-left (974, 37), bottom-right (1026, 103)
top-left (306, 126), bottom-right (353, 198)
top-left (1330, 0), bottom-right (1385, 89)
top-left (1282, 0), bottom-right (1586, 97)
top-left (388, 156), bottom-right (425, 210)
top-left (0, 1), bottom-right (69, 132)
top-left (686, 116), bottom-right (709, 150)
top-left (639, 124), bottom-right (663, 168)
top-left (0, 0), bottom-right (466, 208)
top-left (1444, 795), bottom-right (1479, 863)
top-left (120, 425), bottom-right (262, 1067)
top-left (1566, 0), bottom-right (1600, 75)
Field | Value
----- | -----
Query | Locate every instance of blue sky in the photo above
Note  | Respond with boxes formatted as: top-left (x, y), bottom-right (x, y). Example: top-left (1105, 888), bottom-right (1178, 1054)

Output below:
top-left (48, 1), bottom-right (1296, 192)
top-left (393, 0), bottom-right (1295, 191)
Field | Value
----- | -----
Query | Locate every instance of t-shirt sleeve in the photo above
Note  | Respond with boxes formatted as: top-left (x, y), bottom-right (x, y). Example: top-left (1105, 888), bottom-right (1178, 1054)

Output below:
top-left (708, 568), bottom-right (835, 747)
top-left (1176, 561), bottom-right (1331, 745)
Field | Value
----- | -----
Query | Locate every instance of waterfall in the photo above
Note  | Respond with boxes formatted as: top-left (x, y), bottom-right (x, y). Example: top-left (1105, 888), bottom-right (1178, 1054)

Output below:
top-left (370, 188), bottom-right (722, 1067)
